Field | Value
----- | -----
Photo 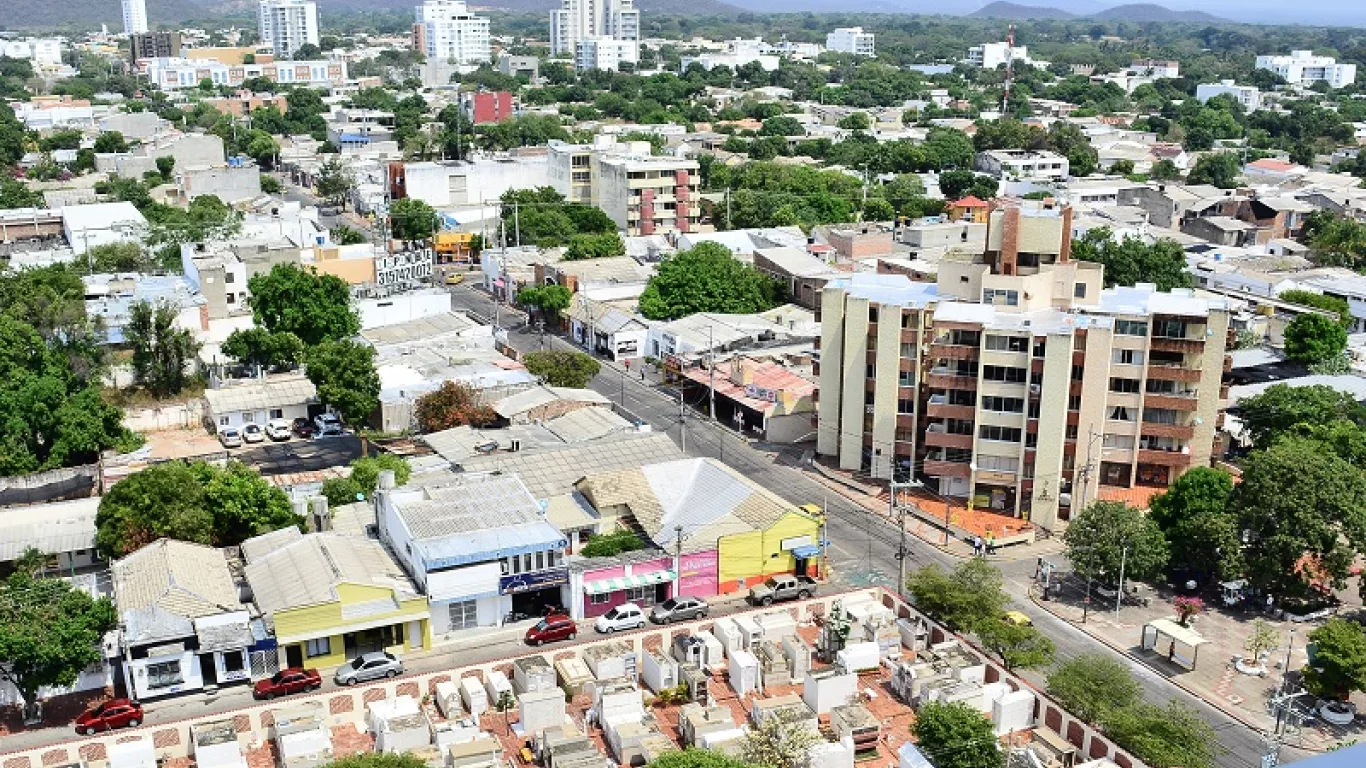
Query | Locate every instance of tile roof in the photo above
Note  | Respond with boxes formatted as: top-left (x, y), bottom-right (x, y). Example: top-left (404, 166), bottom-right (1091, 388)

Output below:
top-left (203, 373), bottom-right (317, 417)
top-left (679, 361), bottom-right (815, 417)
top-left (952, 196), bottom-right (988, 208)
top-left (242, 532), bottom-right (418, 615)
top-left (112, 539), bottom-right (241, 640)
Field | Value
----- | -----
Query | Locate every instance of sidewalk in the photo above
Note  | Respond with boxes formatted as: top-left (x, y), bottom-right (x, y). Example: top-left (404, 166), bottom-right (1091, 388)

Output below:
top-left (1027, 581), bottom-right (1365, 753)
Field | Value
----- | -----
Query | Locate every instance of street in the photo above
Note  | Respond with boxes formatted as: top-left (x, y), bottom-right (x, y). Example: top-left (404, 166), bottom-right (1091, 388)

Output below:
top-left (445, 282), bottom-right (1290, 768)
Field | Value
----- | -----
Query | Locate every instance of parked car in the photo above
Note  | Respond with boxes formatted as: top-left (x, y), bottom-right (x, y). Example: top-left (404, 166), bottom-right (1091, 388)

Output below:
top-left (241, 423), bottom-right (265, 443)
top-left (748, 574), bottom-right (818, 606)
top-left (292, 417), bottom-right (316, 438)
top-left (265, 419), bottom-right (292, 441)
top-left (445, 272), bottom-right (464, 285)
top-left (253, 667), bottom-right (321, 700)
top-left (1002, 611), bottom-right (1033, 627)
top-left (74, 698), bottom-right (143, 735)
top-left (334, 652), bottom-right (403, 686)
top-left (594, 603), bottom-right (646, 634)
top-left (314, 412), bottom-right (343, 436)
top-left (650, 596), bottom-right (709, 624)
top-left (525, 613), bottom-right (577, 646)
top-left (218, 427), bottom-right (243, 448)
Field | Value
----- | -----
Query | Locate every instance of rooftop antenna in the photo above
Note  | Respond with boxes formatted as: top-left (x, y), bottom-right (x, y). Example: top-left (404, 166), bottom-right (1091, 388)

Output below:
top-left (1003, 23), bottom-right (1016, 114)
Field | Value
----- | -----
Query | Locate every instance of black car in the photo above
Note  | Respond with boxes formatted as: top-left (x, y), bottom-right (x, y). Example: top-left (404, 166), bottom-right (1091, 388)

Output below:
top-left (292, 417), bottom-right (316, 438)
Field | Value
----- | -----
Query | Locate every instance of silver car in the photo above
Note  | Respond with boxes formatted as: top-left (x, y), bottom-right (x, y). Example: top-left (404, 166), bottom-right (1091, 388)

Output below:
top-left (334, 652), bottom-right (403, 686)
top-left (650, 596), bottom-right (709, 624)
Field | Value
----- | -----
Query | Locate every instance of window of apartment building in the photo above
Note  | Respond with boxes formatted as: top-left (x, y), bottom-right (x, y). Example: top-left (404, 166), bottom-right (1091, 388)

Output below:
top-left (1033, 341), bottom-right (1047, 357)
top-left (448, 600), bottom-right (478, 631)
top-left (902, 312), bottom-right (916, 328)
top-left (1028, 401), bottom-right (1041, 418)
top-left (145, 660), bottom-right (184, 689)
top-left (1063, 454), bottom-right (1076, 470)
top-left (984, 335), bottom-right (1029, 352)
top-left (1073, 283), bottom-right (1088, 299)
top-left (1109, 377), bottom-right (1141, 394)
top-left (1143, 408), bottom-right (1179, 425)
top-left (982, 365), bottom-right (1028, 383)
top-left (900, 342), bottom-right (916, 357)
top-left (898, 398), bottom-right (915, 414)
top-left (1139, 435), bottom-right (1181, 451)
top-left (1026, 432), bottom-right (1039, 447)
top-left (869, 307), bottom-right (878, 323)
top-left (899, 371), bottom-right (915, 386)
top-left (224, 273), bottom-right (234, 284)
top-left (1153, 319), bottom-right (1188, 338)
top-left (1115, 320), bottom-right (1148, 336)
top-left (1109, 405), bottom-right (1135, 421)
top-left (1148, 350), bottom-right (1185, 366)
top-left (1068, 395), bottom-right (1082, 411)
top-left (1145, 379), bottom-right (1179, 395)
top-left (948, 390), bottom-right (976, 406)
top-left (942, 448), bottom-right (973, 463)
top-left (983, 288), bottom-right (1020, 306)
top-left (895, 428), bottom-right (915, 442)
top-left (1065, 424), bottom-right (1079, 439)
top-left (303, 636), bottom-right (331, 658)
top-left (866, 365), bottom-right (875, 380)
top-left (981, 396), bottom-right (1024, 413)
top-left (977, 454), bottom-right (1017, 472)
top-left (1103, 434), bottom-right (1135, 449)
top-left (978, 425), bottom-right (1022, 442)
top-left (946, 418), bottom-right (974, 435)
top-left (1112, 349), bottom-right (1145, 365)
top-left (1071, 364), bottom-right (1085, 381)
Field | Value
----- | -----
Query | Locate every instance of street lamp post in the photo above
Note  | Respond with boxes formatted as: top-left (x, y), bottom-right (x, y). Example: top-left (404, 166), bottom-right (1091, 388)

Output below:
top-left (1114, 542), bottom-right (1129, 619)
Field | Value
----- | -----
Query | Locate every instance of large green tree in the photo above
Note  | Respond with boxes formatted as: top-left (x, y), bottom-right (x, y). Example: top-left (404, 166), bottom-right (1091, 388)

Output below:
top-left (648, 750), bottom-right (757, 768)
top-left (910, 700), bottom-right (1004, 768)
top-left (1147, 467), bottom-right (1238, 581)
top-left (1229, 436), bottom-right (1366, 597)
top-left (524, 350), bottom-right (602, 388)
top-left (1235, 383), bottom-right (1366, 449)
top-left (0, 569), bottom-right (117, 720)
top-left (1070, 228), bottom-right (1192, 290)
top-left (247, 263), bottom-right (360, 346)
top-left (305, 339), bottom-right (381, 426)
top-left (1046, 654), bottom-right (1141, 725)
top-left (1063, 501), bottom-right (1170, 585)
top-left (389, 197), bottom-right (439, 242)
top-left (975, 618), bottom-right (1054, 671)
top-left (95, 460), bottom-right (299, 557)
top-left (905, 558), bottom-right (1008, 633)
top-left (321, 454), bottom-right (411, 508)
top-left (518, 284), bottom-right (573, 324)
top-left (1278, 290), bottom-right (1352, 328)
top-left (1103, 701), bottom-right (1219, 768)
top-left (314, 156), bottom-right (355, 209)
top-left (125, 300), bottom-right (200, 397)
top-left (1186, 151), bottom-right (1241, 188)
top-left (639, 242), bottom-right (784, 320)
top-left (222, 328), bottom-right (305, 372)
top-left (1303, 619), bottom-right (1366, 701)
top-left (1284, 312), bottom-right (1348, 365)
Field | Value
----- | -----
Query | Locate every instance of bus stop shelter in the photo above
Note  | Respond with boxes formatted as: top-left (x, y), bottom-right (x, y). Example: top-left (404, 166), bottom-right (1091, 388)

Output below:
top-left (1141, 618), bottom-right (1208, 671)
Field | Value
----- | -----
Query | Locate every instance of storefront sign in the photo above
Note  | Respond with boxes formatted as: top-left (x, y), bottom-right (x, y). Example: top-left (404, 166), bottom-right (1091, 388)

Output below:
top-left (780, 535), bottom-right (814, 551)
top-left (745, 385), bottom-right (779, 402)
top-left (499, 568), bottom-right (569, 595)
top-left (617, 338), bottom-right (639, 356)
top-left (376, 248), bottom-right (434, 285)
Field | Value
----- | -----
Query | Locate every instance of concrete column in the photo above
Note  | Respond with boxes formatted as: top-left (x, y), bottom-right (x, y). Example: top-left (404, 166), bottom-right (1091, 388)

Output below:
top-left (816, 287), bottom-right (845, 459)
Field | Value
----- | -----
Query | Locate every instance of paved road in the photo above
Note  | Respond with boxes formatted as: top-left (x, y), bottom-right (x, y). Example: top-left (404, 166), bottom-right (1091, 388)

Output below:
top-left (446, 284), bottom-right (1288, 768)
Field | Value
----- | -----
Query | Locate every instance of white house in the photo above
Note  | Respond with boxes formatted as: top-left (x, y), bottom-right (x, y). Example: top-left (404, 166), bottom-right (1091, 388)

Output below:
top-left (203, 372), bottom-right (318, 431)
top-left (826, 28), bottom-right (874, 57)
top-left (1255, 50), bottom-right (1356, 88)
top-left (62, 202), bottom-right (148, 256)
top-left (1195, 81), bottom-right (1262, 110)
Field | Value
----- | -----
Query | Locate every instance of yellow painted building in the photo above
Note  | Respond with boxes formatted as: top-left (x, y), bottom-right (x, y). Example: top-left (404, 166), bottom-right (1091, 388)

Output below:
top-left (717, 510), bottom-right (821, 593)
top-left (242, 529), bottom-right (430, 671)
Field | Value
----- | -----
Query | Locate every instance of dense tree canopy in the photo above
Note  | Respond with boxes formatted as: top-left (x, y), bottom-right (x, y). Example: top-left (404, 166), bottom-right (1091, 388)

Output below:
top-left (904, 558), bottom-right (1008, 633)
top-left (524, 350), bottom-right (602, 389)
top-left (95, 460), bottom-right (299, 557)
top-left (305, 339), bottom-right (381, 426)
top-left (1070, 229), bottom-right (1192, 291)
top-left (1284, 312), bottom-right (1348, 366)
top-left (1063, 501), bottom-right (1170, 585)
top-left (248, 263), bottom-right (360, 346)
top-left (911, 701), bottom-right (1004, 768)
top-left (1147, 468), bottom-right (1238, 583)
top-left (639, 243), bottom-right (784, 320)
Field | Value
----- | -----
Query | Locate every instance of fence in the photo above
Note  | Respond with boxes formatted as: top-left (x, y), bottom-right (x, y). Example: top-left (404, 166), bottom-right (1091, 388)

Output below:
top-left (0, 588), bottom-right (1148, 768)
top-left (0, 465), bottom-right (97, 508)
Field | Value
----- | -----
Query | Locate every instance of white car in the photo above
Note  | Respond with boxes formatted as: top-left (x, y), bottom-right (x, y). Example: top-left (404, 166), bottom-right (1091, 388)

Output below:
top-left (265, 419), bottom-right (292, 441)
top-left (241, 423), bottom-right (265, 443)
top-left (218, 427), bottom-right (243, 448)
top-left (314, 413), bottom-right (343, 436)
top-left (594, 603), bottom-right (646, 634)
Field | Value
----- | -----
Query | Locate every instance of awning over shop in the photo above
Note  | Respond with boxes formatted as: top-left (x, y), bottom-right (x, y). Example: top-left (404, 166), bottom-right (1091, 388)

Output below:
top-left (584, 569), bottom-right (676, 595)
top-left (790, 545), bottom-right (821, 558)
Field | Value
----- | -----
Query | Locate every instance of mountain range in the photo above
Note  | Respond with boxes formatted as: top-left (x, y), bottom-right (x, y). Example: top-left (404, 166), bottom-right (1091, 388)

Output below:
top-left (967, 1), bottom-right (1228, 22)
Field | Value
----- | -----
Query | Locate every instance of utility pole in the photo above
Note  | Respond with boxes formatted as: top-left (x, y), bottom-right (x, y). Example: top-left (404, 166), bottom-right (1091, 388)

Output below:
top-left (679, 391), bottom-right (687, 454)
top-left (674, 524), bottom-right (684, 593)
top-left (1114, 542), bottom-right (1128, 619)
top-left (1076, 428), bottom-right (1100, 514)
top-left (1083, 575), bottom-right (1093, 623)
top-left (725, 187), bottom-right (732, 227)
top-left (707, 325), bottom-right (716, 421)
top-left (514, 202), bottom-right (521, 248)
top-left (891, 480), bottom-right (910, 598)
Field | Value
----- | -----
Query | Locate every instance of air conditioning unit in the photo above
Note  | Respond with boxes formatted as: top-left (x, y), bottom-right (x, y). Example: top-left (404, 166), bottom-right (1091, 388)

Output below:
top-left (1029, 384), bottom-right (1041, 394)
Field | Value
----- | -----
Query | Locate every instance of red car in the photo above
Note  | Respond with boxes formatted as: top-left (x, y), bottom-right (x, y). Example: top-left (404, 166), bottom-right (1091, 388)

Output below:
top-left (75, 698), bottom-right (143, 735)
top-left (253, 667), bottom-right (322, 700)
top-left (525, 613), bottom-right (577, 646)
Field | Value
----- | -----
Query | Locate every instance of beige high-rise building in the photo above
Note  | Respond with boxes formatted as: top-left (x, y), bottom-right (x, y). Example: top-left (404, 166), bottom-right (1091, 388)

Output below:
top-left (816, 200), bottom-right (1230, 532)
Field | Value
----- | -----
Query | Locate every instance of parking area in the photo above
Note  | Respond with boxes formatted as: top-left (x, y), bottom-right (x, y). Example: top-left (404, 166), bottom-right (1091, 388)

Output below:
top-left (235, 435), bottom-right (365, 476)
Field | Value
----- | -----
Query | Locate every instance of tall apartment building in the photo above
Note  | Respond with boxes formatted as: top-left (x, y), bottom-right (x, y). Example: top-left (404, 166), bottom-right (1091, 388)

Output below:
top-left (145, 57), bottom-right (346, 91)
top-left (1130, 59), bottom-right (1180, 79)
top-left (1195, 81), bottom-right (1262, 110)
top-left (129, 32), bottom-right (182, 63)
top-left (1255, 50), bottom-right (1356, 88)
top-left (0, 39), bottom-right (63, 65)
top-left (967, 42), bottom-right (1040, 70)
top-left (826, 27), bottom-right (875, 57)
top-left (412, 0), bottom-right (490, 66)
top-left (573, 37), bottom-right (636, 72)
top-left (258, 0), bottom-right (320, 60)
top-left (547, 139), bottom-right (700, 236)
top-left (122, 0), bottom-right (148, 35)
top-left (550, 0), bottom-right (638, 65)
top-left (817, 201), bottom-right (1230, 532)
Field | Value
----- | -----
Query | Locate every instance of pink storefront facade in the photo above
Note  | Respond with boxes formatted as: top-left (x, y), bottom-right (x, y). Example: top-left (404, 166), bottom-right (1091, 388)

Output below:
top-left (568, 550), bottom-right (720, 620)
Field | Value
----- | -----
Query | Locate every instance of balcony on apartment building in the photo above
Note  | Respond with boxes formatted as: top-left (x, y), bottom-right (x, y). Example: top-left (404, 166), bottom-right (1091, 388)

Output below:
top-left (927, 363), bottom-right (979, 391)
top-left (929, 330), bottom-right (981, 361)
top-left (923, 421), bottom-right (975, 450)
top-left (926, 393), bottom-right (976, 421)
top-left (924, 450), bottom-right (973, 478)
top-left (1145, 360), bottom-right (1203, 383)
top-left (1149, 317), bottom-right (1207, 354)
top-left (1142, 386), bottom-right (1200, 411)
top-left (1139, 413), bottom-right (1196, 440)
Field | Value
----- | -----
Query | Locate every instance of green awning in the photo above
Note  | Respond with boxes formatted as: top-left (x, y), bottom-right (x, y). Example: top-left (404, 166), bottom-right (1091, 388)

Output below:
top-left (584, 569), bottom-right (676, 595)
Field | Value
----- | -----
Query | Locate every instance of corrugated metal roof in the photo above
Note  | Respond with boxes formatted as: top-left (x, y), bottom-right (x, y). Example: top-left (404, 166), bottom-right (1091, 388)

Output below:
top-left (203, 374), bottom-right (317, 417)
top-left (360, 312), bottom-right (479, 347)
top-left (0, 497), bottom-right (99, 561)
top-left (492, 386), bottom-right (610, 418)
top-left (243, 532), bottom-right (418, 615)
top-left (542, 407), bottom-right (633, 443)
top-left (458, 432), bottom-right (683, 500)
